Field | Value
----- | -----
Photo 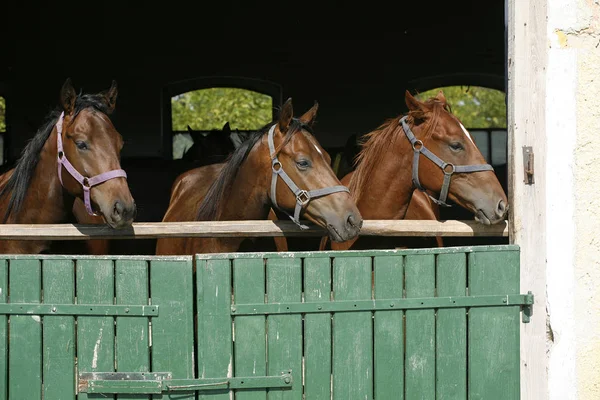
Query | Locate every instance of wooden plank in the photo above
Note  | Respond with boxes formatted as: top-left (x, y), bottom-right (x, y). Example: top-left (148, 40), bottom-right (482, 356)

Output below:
top-left (436, 253), bottom-right (467, 399)
top-left (115, 260), bottom-right (150, 400)
top-left (507, 0), bottom-right (548, 398)
top-left (303, 256), bottom-right (332, 400)
top-left (404, 254), bottom-right (435, 399)
top-left (196, 258), bottom-right (232, 400)
top-left (332, 256), bottom-right (373, 400)
top-left (0, 260), bottom-right (7, 400)
top-left (266, 256), bottom-right (302, 400)
top-left (0, 220), bottom-right (508, 240)
top-left (9, 259), bottom-right (42, 399)
top-left (373, 255), bottom-right (404, 400)
top-left (150, 258), bottom-right (195, 400)
top-left (233, 258), bottom-right (267, 400)
top-left (468, 250), bottom-right (520, 400)
top-left (76, 259), bottom-right (115, 400)
top-left (43, 259), bottom-right (76, 400)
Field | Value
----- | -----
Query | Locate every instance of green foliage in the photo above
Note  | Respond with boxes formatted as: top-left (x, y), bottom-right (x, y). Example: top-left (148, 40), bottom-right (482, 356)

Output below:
top-left (0, 96), bottom-right (5, 132)
top-left (416, 86), bottom-right (506, 128)
top-left (171, 88), bottom-right (273, 131)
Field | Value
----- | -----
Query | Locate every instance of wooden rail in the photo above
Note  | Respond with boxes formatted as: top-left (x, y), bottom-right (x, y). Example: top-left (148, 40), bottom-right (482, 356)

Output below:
top-left (0, 220), bottom-right (508, 240)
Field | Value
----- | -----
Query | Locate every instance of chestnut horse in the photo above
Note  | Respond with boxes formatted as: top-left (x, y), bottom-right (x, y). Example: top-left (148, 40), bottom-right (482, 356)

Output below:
top-left (321, 90), bottom-right (508, 251)
top-left (156, 98), bottom-right (363, 255)
top-left (0, 79), bottom-right (135, 254)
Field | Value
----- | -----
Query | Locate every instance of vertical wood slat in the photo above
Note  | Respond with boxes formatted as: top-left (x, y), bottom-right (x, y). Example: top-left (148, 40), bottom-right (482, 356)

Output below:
top-left (373, 255), bottom-right (404, 400)
top-left (197, 258), bottom-right (232, 400)
top-left (332, 256), bottom-right (373, 400)
top-left (150, 258), bottom-right (195, 400)
top-left (9, 259), bottom-right (42, 399)
top-left (404, 254), bottom-right (435, 399)
top-left (76, 259), bottom-right (115, 400)
top-left (116, 260), bottom-right (150, 400)
top-left (468, 250), bottom-right (520, 400)
top-left (303, 256), bottom-right (332, 400)
top-left (266, 257), bottom-right (302, 400)
top-left (43, 259), bottom-right (76, 400)
top-left (0, 260), bottom-right (7, 400)
top-left (233, 258), bottom-right (267, 400)
top-left (436, 253), bottom-right (467, 399)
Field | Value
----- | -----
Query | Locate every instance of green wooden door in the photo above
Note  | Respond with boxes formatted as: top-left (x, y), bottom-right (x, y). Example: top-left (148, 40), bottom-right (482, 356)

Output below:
top-left (0, 245), bottom-right (532, 399)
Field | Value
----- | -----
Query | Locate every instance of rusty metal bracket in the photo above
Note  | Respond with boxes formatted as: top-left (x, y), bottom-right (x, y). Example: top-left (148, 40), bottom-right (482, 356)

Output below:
top-left (523, 146), bottom-right (534, 184)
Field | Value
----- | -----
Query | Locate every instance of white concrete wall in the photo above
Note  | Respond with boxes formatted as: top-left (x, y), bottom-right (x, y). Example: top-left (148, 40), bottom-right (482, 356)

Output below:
top-left (546, 0), bottom-right (600, 398)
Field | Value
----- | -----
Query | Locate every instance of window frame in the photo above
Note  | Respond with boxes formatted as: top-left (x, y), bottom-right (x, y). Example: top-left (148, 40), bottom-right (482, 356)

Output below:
top-left (161, 76), bottom-right (282, 160)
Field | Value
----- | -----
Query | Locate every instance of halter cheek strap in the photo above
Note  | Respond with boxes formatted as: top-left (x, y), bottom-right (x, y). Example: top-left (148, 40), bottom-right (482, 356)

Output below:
top-left (267, 125), bottom-right (350, 229)
top-left (399, 116), bottom-right (494, 207)
top-left (55, 112), bottom-right (128, 216)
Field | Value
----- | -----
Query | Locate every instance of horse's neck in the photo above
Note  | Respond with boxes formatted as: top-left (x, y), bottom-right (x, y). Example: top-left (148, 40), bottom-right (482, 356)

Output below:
top-left (18, 128), bottom-right (72, 224)
top-left (355, 138), bottom-right (415, 220)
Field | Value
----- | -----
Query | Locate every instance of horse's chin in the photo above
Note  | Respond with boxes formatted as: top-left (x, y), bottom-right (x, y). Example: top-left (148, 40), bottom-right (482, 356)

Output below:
top-left (103, 214), bottom-right (134, 230)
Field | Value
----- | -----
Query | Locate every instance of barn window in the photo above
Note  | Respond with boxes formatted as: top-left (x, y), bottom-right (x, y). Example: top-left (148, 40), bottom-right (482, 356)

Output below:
top-left (171, 88), bottom-right (273, 159)
top-left (416, 86), bottom-right (507, 166)
top-left (0, 96), bottom-right (5, 165)
top-left (163, 77), bottom-right (282, 160)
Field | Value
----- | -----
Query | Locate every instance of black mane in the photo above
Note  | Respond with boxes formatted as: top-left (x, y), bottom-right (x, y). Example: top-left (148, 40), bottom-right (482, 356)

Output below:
top-left (0, 93), bottom-right (111, 222)
top-left (196, 118), bottom-right (311, 221)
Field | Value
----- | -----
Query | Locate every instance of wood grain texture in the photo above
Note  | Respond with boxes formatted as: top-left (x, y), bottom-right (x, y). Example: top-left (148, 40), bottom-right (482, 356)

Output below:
top-left (0, 220), bottom-right (508, 240)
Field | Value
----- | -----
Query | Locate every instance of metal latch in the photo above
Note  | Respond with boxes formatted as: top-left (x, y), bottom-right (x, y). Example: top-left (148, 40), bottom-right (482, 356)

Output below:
top-left (523, 146), bottom-right (534, 184)
top-left (78, 370), bottom-right (293, 394)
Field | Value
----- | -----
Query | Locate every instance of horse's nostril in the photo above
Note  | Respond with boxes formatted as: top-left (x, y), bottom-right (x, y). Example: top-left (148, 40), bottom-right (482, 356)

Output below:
top-left (496, 199), bottom-right (507, 217)
top-left (113, 201), bottom-right (124, 217)
top-left (346, 212), bottom-right (362, 229)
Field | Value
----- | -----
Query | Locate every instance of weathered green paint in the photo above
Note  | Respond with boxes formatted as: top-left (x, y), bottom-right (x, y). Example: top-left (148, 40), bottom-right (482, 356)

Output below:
top-left (233, 258), bottom-right (267, 400)
top-left (76, 259), bottom-right (115, 400)
top-left (0, 260), bottom-right (7, 400)
top-left (0, 246), bottom-right (527, 400)
top-left (116, 260), bottom-right (150, 400)
top-left (9, 259), bottom-right (42, 399)
top-left (436, 253), bottom-right (467, 399)
top-left (43, 259), bottom-right (76, 400)
top-left (468, 250), bottom-right (520, 400)
top-left (332, 256), bottom-right (373, 400)
top-left (266, 257), bottom-right (302, 400)
top-left (303, 256), bottom-right (332, 400)
top-left (150, 259), bottom-right (195, 400)
top-left (196, 258), bottom-right (232, 400)
top-left (373, 255), bottom-right (404, 400)
top-left (405, 254), bottom-right (436, 399)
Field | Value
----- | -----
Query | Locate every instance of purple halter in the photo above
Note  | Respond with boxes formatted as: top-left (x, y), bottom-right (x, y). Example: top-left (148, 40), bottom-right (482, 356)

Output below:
top-left (55, 112), bottom-right (128, 216)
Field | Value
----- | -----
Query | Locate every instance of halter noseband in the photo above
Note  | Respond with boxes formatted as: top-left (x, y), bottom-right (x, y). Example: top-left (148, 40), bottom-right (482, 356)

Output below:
top-left (55, 112), bottom-right (128, 216)
top-left (400, 116), bottom-right (494, 207)
top-left (268, 124), bottom-right (350, 229)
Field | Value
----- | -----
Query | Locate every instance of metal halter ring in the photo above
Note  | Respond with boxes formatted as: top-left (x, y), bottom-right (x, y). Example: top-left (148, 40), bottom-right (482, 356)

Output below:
top-left (296, 190), bottom-right (311, 206)
top-left (443, 163), bottom-right (456, 175)
top-left (412, 140), bottom-right (424, 152)
top-left (82, 177), bottom-right (91, 188)
top-left (272, 160), bottom-right (282, 173)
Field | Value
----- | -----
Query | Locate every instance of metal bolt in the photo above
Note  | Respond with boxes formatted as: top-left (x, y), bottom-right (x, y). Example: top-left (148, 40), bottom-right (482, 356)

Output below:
top-left (284, 377), bottom-right (291, 384)
top-left (502, 299), bottom-right (507, 303)
top-left (125, 308), bottom-right (130, 313)
top-left (317, 306), bottom-right (322, 310)
top-left (390, 303), bottom-right (394, 307)
top-left (231, 306), bottom-right (237, 312)
top-left (51, 307), bottom-right (57, 313)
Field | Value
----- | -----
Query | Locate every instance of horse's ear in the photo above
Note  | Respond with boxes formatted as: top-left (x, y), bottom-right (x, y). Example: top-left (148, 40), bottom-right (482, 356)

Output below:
top-left (187, 125), bottom-right (194, 134)
top-left (405, 90), bottom-right (425, 112)
top-left (278, 98), bottom-right (294, 132)
top-left (60, 78), bottom-right (77, 115)
top-left (101, 80), bottom-right (118, 114)
top-left (435, 90), bottom-right (447, 105)
top-left (222, 122), bottom-right (231, 135)
top-left (299, 101), bottom-right (319, 127)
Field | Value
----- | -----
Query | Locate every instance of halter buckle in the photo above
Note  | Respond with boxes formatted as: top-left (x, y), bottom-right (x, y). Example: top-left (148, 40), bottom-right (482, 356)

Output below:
top-left (296, 190), bottom-right (310, 206)
top-left (443, 163), bottom-right (455, 175)
top-left (412, 140), bottom-right (423, 152)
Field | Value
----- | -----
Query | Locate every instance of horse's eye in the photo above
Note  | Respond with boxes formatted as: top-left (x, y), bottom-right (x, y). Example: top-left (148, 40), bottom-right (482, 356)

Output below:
top-left (75, 141), bottom-right (89, 150)
top-left (296, 159), bottom-right (311, 170)
top-left (449, 142), bottom-right (464, 151)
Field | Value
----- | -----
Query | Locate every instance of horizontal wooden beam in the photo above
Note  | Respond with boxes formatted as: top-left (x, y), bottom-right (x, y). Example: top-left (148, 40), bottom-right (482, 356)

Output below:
top-left (0, 220), bottom-right (508, 240)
